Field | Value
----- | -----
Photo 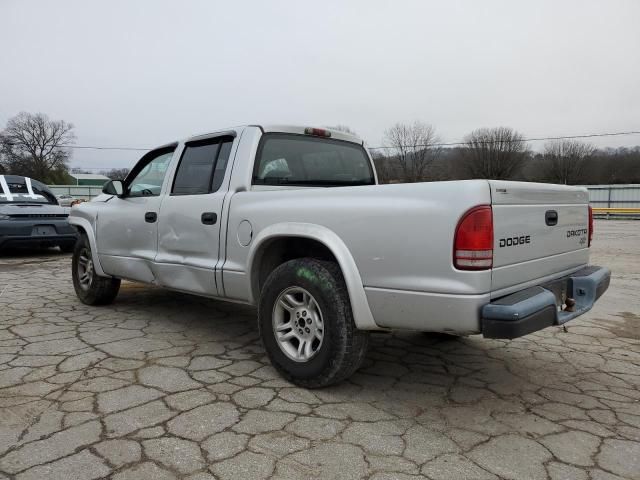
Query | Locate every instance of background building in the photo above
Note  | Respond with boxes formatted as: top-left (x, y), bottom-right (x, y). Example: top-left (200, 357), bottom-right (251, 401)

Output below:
top-left (68, 173), bottom-right (110, 186)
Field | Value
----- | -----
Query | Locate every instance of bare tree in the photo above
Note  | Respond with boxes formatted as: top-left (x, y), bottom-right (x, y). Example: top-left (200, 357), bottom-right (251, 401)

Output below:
top-left (383, 121), bottom-right (441, 182)
top-left (368, 149), bottom-right (392, 183)
top-left (100, 168), bottom-right (131, 181)
top-left (0, 112), bottom-right (75, 183)
top-left (460, 127), bottom-right (528, 179)
top-left (542, 140), bottom-right (595, 185)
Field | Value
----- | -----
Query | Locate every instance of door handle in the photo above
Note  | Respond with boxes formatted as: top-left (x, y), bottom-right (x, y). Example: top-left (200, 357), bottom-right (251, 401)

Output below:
top-left (145, 212), bottom-right (157, 223)
top-left (545, 210), bottom-right (558, 226)
top-left (201, 212), bottom-right (217, 225)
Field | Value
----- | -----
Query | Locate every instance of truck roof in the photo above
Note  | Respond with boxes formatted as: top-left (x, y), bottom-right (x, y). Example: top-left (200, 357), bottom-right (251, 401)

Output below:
top-left (183, 125), bottom-right (364, 147)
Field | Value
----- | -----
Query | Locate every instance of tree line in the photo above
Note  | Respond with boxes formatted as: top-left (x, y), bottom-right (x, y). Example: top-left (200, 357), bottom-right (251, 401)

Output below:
top-left (70, 167), bottom-right (131, 181)
top-left (1, 112), bottom-right (638, 185)
top-left (0, 112), bottom-right (132, 184)
top-left (370, 121), bottom-right (640, 185)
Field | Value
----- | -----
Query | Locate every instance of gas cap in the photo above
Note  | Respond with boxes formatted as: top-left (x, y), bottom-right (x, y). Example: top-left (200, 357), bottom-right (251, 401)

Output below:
top-left (237, 220), bottom-right (253, 247)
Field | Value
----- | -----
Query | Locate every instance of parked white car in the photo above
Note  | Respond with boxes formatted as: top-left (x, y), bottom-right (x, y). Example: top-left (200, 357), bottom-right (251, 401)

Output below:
top-left (56, 194), bottom-right (75, 207)
top-left (68, 125), bottom-right (610, 387)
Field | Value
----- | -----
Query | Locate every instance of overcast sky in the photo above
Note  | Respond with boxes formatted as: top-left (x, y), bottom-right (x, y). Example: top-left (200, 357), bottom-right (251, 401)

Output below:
top-left (2, 0), bottom-right (639, 170)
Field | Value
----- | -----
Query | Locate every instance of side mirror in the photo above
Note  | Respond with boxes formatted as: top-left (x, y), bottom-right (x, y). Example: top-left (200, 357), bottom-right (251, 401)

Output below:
top-left (103, 180), bottom-right (125, 197)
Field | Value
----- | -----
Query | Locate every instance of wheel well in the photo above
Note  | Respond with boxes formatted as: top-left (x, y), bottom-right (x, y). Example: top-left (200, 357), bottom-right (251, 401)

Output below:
top-left (252, 237), bottom-right (338, 298)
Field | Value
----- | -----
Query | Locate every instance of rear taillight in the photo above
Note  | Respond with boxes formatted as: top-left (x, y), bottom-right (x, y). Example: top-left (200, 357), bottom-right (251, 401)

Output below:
top-left (588, 205), bottom-right (593, 247)
top-left (454, 205), bottom-right (493, 270)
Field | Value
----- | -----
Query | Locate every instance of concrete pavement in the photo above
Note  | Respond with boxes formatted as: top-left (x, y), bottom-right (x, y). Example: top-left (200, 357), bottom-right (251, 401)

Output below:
top-left (0, 220), bottom-right (638, 479)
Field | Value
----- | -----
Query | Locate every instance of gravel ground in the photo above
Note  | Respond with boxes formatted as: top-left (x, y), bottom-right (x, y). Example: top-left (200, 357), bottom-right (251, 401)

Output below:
top-left (0, 220), bottom-right (638, 480)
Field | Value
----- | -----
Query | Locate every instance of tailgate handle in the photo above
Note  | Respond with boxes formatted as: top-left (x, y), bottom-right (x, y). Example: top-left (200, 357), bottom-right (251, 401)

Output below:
top-left (545, 210), bottom-right (558, 226)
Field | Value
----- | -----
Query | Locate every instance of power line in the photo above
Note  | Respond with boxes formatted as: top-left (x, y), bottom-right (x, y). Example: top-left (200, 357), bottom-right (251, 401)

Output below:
top-left (62, 144), bottom-right (149, 151)
top-left (367, 130), bottom-right (640, 150)
top-left (61, 129), bottom-right (640, 151)
top-left (2, 142), bottom-right (149, 151)
top-left (5, 129), bottom-right (640, 158)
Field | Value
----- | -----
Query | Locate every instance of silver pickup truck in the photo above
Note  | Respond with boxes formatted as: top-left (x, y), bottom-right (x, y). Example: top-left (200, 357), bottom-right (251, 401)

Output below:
top-left (69, 125), bottom-right (610, 387)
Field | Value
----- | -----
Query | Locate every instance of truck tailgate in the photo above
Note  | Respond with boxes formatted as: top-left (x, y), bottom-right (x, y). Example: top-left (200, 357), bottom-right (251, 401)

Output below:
top-left (490, 180), bottom-right (591, 296)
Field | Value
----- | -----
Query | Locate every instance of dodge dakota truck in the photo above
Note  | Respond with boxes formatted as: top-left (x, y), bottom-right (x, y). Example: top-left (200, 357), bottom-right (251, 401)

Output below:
top-left (68, 125), bottom-right (610, 387)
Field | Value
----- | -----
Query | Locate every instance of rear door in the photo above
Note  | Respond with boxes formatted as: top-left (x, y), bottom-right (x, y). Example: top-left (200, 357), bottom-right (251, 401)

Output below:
top-left (154, 135), bottom-right (235, 296)
top-left (490, 180), bottom-right (590, 295)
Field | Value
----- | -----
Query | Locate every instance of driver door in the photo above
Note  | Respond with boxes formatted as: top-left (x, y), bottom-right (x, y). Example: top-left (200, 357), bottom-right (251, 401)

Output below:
top-left (96, 146), bottom-right (175, 282)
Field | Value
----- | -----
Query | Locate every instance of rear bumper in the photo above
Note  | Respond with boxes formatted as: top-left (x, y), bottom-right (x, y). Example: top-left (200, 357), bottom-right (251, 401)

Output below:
top-left (482, 265), bottom-right (610, 339)
top-left (0, 220), bottom-right (78, 249)
top-left (0, 234), bottom-right (78, 249)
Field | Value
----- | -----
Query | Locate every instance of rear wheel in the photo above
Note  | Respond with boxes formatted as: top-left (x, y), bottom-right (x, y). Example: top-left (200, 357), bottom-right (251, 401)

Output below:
top-left (72, 235), bottom-right (120, 305)
top-left (258, 258), bottom-right (369, 388)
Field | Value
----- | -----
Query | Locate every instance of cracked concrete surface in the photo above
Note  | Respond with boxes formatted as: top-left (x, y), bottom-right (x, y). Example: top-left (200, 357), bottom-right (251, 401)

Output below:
top-left (0, 220), bottom-right (638, 480)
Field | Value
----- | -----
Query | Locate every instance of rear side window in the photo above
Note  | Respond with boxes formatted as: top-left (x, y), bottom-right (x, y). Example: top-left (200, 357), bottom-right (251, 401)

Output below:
top-left (172, 137), bottom-right (234, 195)
top-left (253, 134), bottom-right (374, 187)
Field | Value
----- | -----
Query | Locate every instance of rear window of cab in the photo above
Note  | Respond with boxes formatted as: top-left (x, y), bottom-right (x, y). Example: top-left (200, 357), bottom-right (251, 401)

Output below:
top-left (252, 134), bottom-right (374, 187)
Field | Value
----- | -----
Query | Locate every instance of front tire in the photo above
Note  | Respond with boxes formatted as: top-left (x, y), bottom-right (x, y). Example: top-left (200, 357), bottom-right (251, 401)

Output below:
top-left (72, 235), bottom-right (120, 305)
top-left (258, 258), bottom-right (369, 388)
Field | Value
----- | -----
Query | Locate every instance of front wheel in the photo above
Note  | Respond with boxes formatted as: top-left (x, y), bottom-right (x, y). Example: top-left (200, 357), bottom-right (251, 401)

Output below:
top-left (258, 258), bottom-right (369, 388)
top-left (72, 235), bottom-right (120, 305)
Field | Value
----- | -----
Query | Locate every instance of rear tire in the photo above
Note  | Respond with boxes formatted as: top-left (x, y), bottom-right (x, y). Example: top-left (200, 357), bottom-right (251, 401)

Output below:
top-left (72, 235), bottom-right (120, 305)
top-left (258, 258), bottom-right (369, 388)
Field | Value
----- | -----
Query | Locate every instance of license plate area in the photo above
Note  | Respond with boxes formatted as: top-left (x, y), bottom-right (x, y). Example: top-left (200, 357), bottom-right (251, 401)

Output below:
top-left (31, 225), bottom-right (56, 236)
top-left (541, 277), bottom-right (569, 311)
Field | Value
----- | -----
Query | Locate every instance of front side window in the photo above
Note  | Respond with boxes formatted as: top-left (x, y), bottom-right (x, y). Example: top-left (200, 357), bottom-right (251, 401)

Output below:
top-left (172, 137), bottom-right (234, 195)
top-left (127, 149), bottom-right (175, 197)
top-left (253, 134), bottom-right (374, 187)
